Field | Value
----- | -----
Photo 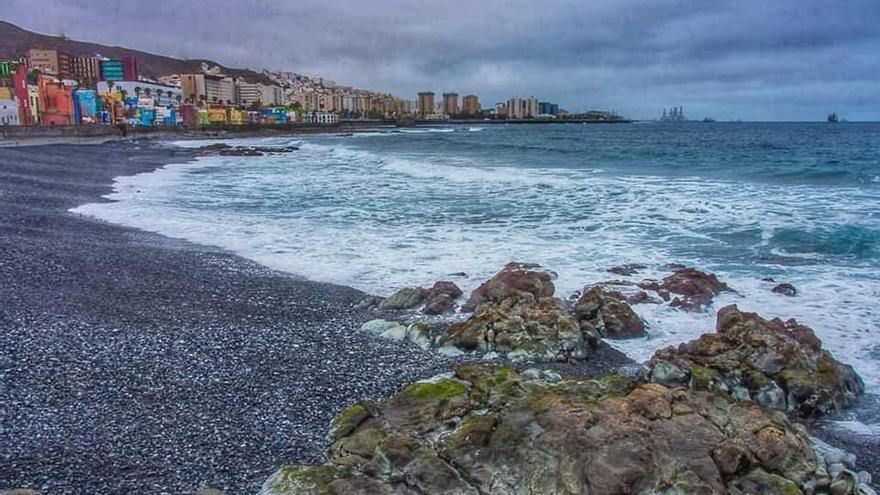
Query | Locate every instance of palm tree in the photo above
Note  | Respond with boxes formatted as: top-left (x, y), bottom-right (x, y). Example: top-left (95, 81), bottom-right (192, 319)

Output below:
top-left (134, 86), bottom-right (142, 97)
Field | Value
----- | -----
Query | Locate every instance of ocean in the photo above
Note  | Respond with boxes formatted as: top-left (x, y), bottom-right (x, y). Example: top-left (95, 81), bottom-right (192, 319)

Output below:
top-left (75, 122), bottom-right (880, 390)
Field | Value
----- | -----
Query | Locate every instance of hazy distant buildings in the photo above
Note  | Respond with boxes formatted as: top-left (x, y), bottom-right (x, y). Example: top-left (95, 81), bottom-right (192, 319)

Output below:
top-left (417, 91), bottom-right (434, 115)
top-left (661, 106), bottom-right (686, 122)
top-left (462, 94), bottom-right (480, 115)
top-left (442, 92), bottom-right (459, 115)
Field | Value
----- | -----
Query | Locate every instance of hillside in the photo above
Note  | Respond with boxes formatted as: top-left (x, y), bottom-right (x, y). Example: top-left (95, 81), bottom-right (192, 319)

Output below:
top-left (0, 20), bottom-right (272, 84)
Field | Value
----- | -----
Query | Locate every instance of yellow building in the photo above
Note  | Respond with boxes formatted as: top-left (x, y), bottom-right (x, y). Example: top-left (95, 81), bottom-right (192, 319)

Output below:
top-left (207, 106), bottom-right (227, 124)
top-left (228, 108), bottom-right (245, 125)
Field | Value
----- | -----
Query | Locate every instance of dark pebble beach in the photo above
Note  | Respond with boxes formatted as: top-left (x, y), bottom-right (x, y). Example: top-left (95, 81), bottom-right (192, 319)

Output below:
top-left (0, 141), bottom-right (632, 494)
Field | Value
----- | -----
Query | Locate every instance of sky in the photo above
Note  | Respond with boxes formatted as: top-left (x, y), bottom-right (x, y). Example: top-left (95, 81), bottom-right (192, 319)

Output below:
top-left (5, 0), bottom-right (880, 121)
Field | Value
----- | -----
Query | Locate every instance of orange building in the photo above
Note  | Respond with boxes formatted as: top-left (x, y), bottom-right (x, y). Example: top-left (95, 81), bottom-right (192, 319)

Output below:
top-left (37, 75), bottom-right (75, 125)
top-left (462, 94), bottom-right (481, 115)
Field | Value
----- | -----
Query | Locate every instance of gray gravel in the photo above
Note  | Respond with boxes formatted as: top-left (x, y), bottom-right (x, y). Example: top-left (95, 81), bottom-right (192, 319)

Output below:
top-left (0, 142), bottom-right (631, 494)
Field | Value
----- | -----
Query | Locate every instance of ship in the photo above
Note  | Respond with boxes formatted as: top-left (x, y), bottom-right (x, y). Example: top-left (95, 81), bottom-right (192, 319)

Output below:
top-left (827, 113), bottom-right (839, 123)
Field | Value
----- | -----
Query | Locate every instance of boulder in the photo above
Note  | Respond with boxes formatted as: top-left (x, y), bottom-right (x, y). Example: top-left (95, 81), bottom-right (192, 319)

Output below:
top-left (439, 295), bottom-right (595, 362)
top-left (461, 262), bottom-right (555, 312)
top-left (643, 305), bottom-right (864, 418)
top-left (772, 283), bottom-right (798, 297)
top-left (574, 286), bottom-right (647, 339)
top-left (260, 365), bottom-right (841, 495)
top-left (422, 281), bottom-right (463, 315)
top-left (608, 263), bottom-right (647, 276)
top-left (639, 267), bottom-right (727, 312)
top-left (379, 287), bottom-right (428, 310)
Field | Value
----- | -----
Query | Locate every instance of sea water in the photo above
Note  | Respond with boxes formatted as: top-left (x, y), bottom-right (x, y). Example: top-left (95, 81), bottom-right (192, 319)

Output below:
top-left (75, 123), bottom-right (880, 392)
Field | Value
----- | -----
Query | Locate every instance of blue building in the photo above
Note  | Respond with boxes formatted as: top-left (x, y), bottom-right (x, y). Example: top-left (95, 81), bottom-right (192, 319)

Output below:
top-left (100, 60), bottom-right (125, 82)
top-left (73, 90), bottom-right (98, 124)
top-left (538, 102), bottom-right (559, 116)
top-left (138, 107), bottom-right (156, 127)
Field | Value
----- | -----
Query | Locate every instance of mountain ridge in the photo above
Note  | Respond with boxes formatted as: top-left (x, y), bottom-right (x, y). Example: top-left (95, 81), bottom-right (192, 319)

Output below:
top-left (0, 19), bottom-right (272, 84)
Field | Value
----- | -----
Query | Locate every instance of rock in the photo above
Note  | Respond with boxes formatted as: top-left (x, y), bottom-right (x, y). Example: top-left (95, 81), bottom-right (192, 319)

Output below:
top-left (439, 295), bottom-right (595, 362)
top-left (195, 490), bottom-right (227, 495)
top-left (353, 295), bottom-right (384, 310)
top-left (574, 286), bottom-right (647, 339)
top-left (639, 267), bottom-right (727, 312)
top-left (261, 364), bottom-right (831, 495)
top-left (626, 290), bottom-right (662, 305)
top-left (379, 287), bottom-right (428, 310)
top-left (361, 319), bottom-right (407, 341)
top-left (461, 262), bottom-right (555, 312)
top-left (773, 283), bottom-right (798, 297)
top-left (607, 263), bottom-right (647, 276)
top-left (644, 305), bottom-right (864, 418)
top-left (422, 281), bottom-right (463, 315)
top-left (405, 323), bottom-right (433, 350)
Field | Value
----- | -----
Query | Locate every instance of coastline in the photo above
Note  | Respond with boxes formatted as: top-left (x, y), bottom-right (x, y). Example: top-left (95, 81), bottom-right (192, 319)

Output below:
top-left (0, 141), bottom-right (631, 493)
top-left (0, 122), bottom-right (389, 148)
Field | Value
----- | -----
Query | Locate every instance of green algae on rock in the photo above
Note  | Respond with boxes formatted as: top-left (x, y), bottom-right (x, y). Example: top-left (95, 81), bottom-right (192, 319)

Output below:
top-left (439, 294), bottom-right (596, 362)
top-left (259, 364), bottom-right (865, 495)
top-left (643, 304), bottom-right (864, 418)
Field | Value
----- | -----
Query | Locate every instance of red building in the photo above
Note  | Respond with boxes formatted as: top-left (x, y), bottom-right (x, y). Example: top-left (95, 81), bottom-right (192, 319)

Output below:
top-left (122, 56), bottom-right (139, 81)
top-left (11, 63), bottom-right (33, 125)
top-left (37, 75), bottom-right (75, 125)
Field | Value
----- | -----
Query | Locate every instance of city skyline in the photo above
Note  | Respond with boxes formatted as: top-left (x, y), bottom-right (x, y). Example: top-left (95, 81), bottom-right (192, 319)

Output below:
top-left (3, 0), bottom-right (880, 121)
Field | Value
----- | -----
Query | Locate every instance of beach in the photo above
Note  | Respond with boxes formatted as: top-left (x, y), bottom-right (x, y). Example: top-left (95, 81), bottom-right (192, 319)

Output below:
top-left (0, 141), bottom-right (631, 494)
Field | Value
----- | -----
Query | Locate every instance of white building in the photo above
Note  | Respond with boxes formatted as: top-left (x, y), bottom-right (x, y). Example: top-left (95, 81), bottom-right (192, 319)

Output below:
top-left (303, 111), bottom-right (338, 124)
top-left (260, 84), bottom-right (283, 107)
top-left (0, 99), bottom-right (20, 125)
top-left (235, 80), bottom-right (262, 107)
top-left (97, 81), bottom-right (183, 106)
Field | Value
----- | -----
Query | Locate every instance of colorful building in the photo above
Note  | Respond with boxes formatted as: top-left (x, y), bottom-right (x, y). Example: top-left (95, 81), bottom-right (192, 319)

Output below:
top-left (73, 90), bottom-right (99, 123)
top-left (0, 97), bottom-right (20, 125)
top-left (122, 56), bottom-right (139, 81)
top-left (37, 75), bottom-right (75, 125)
top-left (100, 60), bottom-right (125, 82)
top-left (97, 81), bottom-right (182, 107)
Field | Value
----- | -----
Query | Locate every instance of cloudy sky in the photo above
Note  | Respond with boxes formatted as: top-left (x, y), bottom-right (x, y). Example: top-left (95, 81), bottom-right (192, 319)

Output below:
top-left (5, 0), bottom-right (880, 120)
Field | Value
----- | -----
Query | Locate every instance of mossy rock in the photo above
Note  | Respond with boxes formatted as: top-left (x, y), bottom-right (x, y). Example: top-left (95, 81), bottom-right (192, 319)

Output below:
top-left (329, 403), bottom-right (371, 442)
top-left (262, 465), bottom-right (350, 495)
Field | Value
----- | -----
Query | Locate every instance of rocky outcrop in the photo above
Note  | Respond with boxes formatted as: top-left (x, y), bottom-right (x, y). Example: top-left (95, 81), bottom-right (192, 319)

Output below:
top-left (439, 295), bottom-right (595, 362)
top-left (379, 287), bottom-right (428, 310)
top-left (198, 143), bottom-right (300, 157)
top-left (773, 283), bottom-right (798, 297)
top-left (574, 286), bottom-right (647, 339)
top-left (260, 364), bottom-right (868, 495)
top-left (639, 267), bottom-right (728, 312)
top-left (422, 281), bottom-right (463, 315)
top-left (607, 263), bottom-right (646, 276)
top-left (461, 262), bottom-right (555, 312)
top-left (643, 305), bottom-right (864, 418)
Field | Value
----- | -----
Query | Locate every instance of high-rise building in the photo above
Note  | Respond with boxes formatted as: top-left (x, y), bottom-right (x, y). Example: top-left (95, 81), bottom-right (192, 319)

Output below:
top-left (525, 97), bottom-right (539, 118)
top-left (181, 74), bottom-right (207, 105)
top-left (68, 56), bottom-right (102, 85)
top-left (122, 56), bottom-right (139, 81)
top-left (28, 48), bottom-right (67, 75)
top-left (442, 92), bottom-right (459, 115)
top-left (506, 97), bottom-right (524, 119)
top-left (462, 94), bottom-right (480, 115)
top-left (204, 74), bottom-right (235, 105)
top-left (234, 79), bottom-right (262, 107)
top-left (417, 91), bottom-right (434, 116)
top-left (100, 60), bottom-right (125, 81)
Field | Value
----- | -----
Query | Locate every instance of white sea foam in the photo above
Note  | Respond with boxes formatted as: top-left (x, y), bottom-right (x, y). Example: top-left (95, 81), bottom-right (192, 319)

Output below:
top-left (75, 136), bottom-right (880, 392)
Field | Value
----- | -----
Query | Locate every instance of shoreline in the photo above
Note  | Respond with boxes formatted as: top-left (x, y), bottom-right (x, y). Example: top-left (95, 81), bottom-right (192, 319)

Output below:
top-left (0, 122), bottom-right (391, 148)
top-left (0, 141), bottom-right (631, 494)
top-left (1, 139), bottom-right (876, 493)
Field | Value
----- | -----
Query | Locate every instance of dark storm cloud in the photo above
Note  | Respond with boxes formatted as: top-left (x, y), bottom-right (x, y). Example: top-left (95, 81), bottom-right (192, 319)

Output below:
top-left (6, 0), bottom-right (880, 120)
